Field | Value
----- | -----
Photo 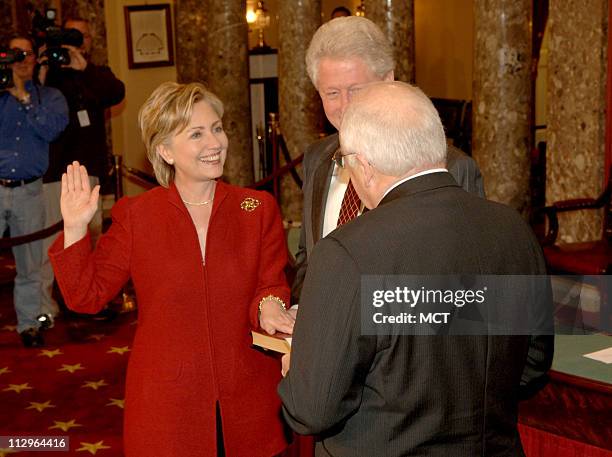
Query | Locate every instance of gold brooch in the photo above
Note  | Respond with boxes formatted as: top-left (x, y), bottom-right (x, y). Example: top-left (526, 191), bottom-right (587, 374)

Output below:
top-left (240, 197), bottom-right (261, 212)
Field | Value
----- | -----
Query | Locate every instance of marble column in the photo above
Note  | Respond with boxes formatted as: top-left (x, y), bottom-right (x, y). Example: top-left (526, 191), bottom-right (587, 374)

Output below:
top-left (61, 0), bottom-right (107, 65)
top-left (174, 0), bottom-right (208, 84)
top-left (204, 0), bottom-right (253, 186)
top-left (364, 0), bottom-right (415, 83)
top-left (546, 0), bottom-right (608, 242)
top-left (472, 0), bottom-right (532, 212)
top-left (278, 0), bottom-right (322, 221)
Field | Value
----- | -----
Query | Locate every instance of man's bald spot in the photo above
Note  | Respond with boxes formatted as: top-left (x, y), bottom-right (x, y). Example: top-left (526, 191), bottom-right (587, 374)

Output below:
top-left (349, 81), bottom-right (432, 129)
top-left (341, 81), bottom-right (448, 176)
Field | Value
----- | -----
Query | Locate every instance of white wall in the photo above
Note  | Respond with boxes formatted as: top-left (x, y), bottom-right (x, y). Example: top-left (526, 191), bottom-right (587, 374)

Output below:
top-left (415, 0), bottom-right (474, 100)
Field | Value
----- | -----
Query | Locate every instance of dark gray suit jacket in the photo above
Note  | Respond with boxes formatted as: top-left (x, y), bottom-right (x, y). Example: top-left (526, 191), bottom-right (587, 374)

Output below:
top-left (279, 173), bottom-right (553, 457)
top-left (291, 133), bottom-right (485, 303)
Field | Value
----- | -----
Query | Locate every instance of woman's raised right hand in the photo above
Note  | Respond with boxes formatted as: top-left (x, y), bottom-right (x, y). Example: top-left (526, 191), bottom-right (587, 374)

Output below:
top-left (61, 161), bottom-right (100, 247)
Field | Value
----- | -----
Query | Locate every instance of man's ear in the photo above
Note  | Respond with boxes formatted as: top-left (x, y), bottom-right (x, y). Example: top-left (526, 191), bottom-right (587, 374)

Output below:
top-left (355, 154), bottom-right (375, 187)
top-left (157, 144), bottom-right (174, 165)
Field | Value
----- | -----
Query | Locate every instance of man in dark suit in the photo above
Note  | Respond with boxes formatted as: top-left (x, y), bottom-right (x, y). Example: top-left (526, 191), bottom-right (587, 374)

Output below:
top-left (292, 16), bottom-right (484, 303)
top-left (278, 81), bottom-right (553, 456)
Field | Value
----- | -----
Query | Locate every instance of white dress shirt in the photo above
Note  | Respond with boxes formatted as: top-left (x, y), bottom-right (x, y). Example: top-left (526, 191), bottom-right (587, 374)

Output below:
top-left (322, 163), bottom-right (363, 237)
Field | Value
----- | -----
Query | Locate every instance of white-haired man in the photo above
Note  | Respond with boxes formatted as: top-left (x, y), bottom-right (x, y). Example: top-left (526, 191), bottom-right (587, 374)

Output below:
top-left (292, 16), bottom-right (484, 303)
top-left (278, 81), bottom-right (553, 456)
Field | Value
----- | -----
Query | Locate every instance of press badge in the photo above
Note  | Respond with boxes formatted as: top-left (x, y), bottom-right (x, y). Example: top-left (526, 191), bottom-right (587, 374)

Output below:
top-left (77, 110), bottom-right (91, 127)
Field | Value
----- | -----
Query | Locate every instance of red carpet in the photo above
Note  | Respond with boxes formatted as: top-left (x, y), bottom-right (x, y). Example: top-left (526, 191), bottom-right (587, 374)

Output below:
top-left (0, 250), bottom-right (133, 457)
top-left (2, 247), bottom-right (608, 457)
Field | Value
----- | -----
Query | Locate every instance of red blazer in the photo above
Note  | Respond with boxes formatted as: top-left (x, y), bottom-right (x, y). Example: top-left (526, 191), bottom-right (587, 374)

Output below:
top-left (50, 181), bottom-right (290, 457)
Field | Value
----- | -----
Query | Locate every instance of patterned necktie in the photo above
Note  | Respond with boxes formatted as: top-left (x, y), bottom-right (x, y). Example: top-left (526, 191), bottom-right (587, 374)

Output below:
top-left (337, 180), bottom-right (362, 226)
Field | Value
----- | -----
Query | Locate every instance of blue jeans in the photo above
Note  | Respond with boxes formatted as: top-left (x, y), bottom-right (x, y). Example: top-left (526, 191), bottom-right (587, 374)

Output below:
top-left (0, 178), bottom-right (44, 332)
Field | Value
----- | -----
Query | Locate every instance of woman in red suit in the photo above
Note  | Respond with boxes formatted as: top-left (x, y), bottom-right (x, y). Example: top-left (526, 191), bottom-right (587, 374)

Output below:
top-left (49, 82), bottom-right (295, 456)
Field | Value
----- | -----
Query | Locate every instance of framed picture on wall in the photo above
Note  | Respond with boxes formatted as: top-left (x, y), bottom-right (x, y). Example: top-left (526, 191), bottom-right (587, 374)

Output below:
top-left (124, 4), bottom-right (174, 69)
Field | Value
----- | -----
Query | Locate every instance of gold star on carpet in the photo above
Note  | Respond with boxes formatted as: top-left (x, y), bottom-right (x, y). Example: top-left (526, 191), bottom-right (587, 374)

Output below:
top-left (0, 448), bottom-right (19, 456)
top-left (27, 400), bottom-right (56, 412)
top-left (87, 334), bottom-right (105, 341)
top-left (1, 325), bottom-right (16, 332)
top-left (82, 379), bottom-right (108, 390)
top-left (107, 346), bottom-right (130, 355)
top-left (106, 398), bottom-right (124, 409)
top-left (76, 440), bottom-right (111, 455)
top-left (58, 363), bottom-right (84, 374)
top-left (0, 367), bottom-right (10, 375)
top-left (3, 382), bottom-right (32, 393)
top-left (49, 419), bottom-right (82, 432)
top-left (38, 348), bottom-right (63, 358)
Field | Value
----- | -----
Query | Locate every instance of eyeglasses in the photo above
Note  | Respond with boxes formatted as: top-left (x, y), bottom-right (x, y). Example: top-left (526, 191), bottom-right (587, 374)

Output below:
top-left (332, 149), bottom-right (357, 169)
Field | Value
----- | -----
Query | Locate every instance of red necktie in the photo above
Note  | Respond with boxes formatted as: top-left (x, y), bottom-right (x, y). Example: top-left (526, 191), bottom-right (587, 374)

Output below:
top-left (337, 180), bottom-right (361, 226)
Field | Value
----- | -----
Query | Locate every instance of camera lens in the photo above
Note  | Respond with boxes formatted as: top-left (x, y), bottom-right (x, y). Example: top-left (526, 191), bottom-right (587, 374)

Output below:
top-left (14, 51), bottom-right (26, 63)
top-left (0, 69), bottom-right (12, 89)
top-left (44, 47), bottom-right (70, 66)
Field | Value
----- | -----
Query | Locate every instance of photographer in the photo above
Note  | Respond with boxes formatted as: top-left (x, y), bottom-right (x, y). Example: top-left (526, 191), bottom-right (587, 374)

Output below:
top-left (0, 36), bottom-right (68, 347)
top-left (39, 18), bottom-right (125, 320)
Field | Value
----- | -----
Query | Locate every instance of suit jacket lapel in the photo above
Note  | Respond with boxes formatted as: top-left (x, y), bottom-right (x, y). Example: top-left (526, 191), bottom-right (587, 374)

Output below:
top-left (311, 141), bottom-right (338, 245)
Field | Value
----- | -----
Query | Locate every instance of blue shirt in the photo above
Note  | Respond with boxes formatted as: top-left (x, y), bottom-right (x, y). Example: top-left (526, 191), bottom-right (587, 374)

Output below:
top-left (0, 80), bottom-right (68, 180)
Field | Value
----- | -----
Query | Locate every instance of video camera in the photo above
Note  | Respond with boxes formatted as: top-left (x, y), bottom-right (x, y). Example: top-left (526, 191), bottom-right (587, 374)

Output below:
top-left (0, 48), bottom-right (27, 90)
top-left (31, 7), bottom-right (83, 66)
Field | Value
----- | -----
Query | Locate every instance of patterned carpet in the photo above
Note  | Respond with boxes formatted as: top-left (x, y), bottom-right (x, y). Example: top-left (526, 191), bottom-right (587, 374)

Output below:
top-left (0, 249), bottom-right (133, 457)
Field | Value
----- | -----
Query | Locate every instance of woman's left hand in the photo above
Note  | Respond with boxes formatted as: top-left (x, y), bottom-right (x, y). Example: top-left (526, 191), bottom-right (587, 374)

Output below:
top-left (259, 299), bottom-right (295, 335)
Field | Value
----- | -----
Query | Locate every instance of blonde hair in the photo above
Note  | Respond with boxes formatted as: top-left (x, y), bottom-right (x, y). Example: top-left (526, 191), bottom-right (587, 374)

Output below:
top-left (306, 16), bottom-right (394, 88)
top-left (138, 81), bottom-right (224, 187)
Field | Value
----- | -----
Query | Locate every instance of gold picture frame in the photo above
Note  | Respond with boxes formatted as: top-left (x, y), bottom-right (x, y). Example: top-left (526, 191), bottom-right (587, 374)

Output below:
top-left (124, 4), bottom-right (174, 69)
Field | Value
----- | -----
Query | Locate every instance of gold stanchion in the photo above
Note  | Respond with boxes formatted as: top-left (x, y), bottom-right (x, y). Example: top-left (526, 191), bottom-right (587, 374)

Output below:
top-left (112, 154), bottom-right (137, 314)
top-left (121, 292), bottom-right (136, 313)
top-left (268, 113), bottom-right (280, 199)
